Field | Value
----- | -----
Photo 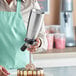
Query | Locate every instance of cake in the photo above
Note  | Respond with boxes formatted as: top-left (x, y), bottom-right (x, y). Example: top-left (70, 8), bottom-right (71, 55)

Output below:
top-left (17, 68), bottom-right (44, 76)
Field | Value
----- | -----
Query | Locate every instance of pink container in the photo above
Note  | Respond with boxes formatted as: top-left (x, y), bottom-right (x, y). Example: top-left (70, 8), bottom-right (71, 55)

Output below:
top-left (46, 34), bottom-right (54, 50)
top-left (45, 30), bottom-right (50, 34)
top-left (55, 33), bottom-right (65, 49)
top-left (45, 25), bottom-right (60, 34)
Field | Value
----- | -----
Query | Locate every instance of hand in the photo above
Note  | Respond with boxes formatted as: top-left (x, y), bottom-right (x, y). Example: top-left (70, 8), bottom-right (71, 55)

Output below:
top-left (27, 38), bottom-right (41, 52)
top-left (0, 66), bottom-right (10, 76)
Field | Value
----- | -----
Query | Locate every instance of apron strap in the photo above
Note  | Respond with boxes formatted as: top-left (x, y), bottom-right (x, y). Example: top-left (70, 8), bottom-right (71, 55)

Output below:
top-left (16, 0), bottom-right (21, 13)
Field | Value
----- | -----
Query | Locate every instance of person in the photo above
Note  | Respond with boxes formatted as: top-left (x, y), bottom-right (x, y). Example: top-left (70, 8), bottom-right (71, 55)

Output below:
top-left (0, 0), bottom-right (47, 76)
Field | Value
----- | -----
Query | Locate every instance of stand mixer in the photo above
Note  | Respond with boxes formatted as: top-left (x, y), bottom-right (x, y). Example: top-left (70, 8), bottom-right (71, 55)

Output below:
top-left (60, 0), bottom-right (75, 47)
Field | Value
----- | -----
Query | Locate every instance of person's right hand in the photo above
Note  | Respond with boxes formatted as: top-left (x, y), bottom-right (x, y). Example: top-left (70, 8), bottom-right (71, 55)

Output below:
top-left (27, 38), bottom-right (41, 53)
top-left (0, 65), bottom-right (10, 76)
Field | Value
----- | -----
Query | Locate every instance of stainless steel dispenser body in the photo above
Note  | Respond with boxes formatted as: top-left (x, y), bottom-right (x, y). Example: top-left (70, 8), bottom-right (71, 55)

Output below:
top-left (60, 0), bottom-right (75, 46)
top-left (26, 9), bottom-right (44, 39)
top-left (21, 9), bottom-right (44, 51)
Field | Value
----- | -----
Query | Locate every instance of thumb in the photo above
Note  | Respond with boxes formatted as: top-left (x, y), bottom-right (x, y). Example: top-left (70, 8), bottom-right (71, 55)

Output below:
top-left (2, 67), bottom-right (10, 75)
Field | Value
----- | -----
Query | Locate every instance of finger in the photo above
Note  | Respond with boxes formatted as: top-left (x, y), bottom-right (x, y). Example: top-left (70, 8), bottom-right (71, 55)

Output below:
top-left (36, 38), bottom-right (40, 46)
top-left (28, 48), bottom-right (35, 52)
top-left (1, 70), bottom-right (8, 76)
top-left (0, 71), bottom-right (2, 76)
top-left (27, 46), bottom-right (36, 52)
top-left (0, 66), bottom-right (2, 70)
top-left (0, 66), bottom-right (8, 76)
top-left (2, 67), bottom-right (10, 75)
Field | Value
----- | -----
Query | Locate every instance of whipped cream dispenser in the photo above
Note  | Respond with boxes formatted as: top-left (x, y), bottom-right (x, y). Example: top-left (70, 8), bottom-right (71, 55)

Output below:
top-left (21, 9), bottom-right (44, 51)
top-left (60, 0), bottom-right (75, 47)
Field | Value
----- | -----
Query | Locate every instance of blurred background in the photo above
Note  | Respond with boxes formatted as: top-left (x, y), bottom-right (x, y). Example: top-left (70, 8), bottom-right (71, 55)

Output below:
top-left (44, 0), bottom-right (76, 26)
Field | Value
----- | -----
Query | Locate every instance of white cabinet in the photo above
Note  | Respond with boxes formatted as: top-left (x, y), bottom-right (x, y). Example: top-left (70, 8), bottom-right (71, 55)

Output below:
top-left (33, 47), bottom-right (76, 68)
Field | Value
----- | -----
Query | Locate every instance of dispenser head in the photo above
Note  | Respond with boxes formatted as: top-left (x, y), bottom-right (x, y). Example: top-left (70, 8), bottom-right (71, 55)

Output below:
top-left (61, 0), bottom-right (73, 12)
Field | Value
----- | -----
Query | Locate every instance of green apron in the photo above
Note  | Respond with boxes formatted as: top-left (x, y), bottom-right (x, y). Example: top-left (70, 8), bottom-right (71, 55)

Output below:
top-left (0, 0), bottom-right (30, 69)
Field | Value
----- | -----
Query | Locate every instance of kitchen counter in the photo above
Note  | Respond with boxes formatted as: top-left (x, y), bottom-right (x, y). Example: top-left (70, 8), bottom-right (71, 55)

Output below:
top-left (8, 47), bottom-right (76, 76)
top-left (33, 47), bottom-right (76, 68)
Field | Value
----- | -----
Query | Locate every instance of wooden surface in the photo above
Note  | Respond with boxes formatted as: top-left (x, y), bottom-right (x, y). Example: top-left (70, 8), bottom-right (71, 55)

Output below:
top-left (33, 47), bottom-right (76, 54)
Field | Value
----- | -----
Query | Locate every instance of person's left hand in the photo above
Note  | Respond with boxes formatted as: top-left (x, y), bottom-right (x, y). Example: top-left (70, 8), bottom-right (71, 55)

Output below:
top-left (0, 66), bottom-right (10, 76)
top-left (27, 38), bottom-right (41, 52)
